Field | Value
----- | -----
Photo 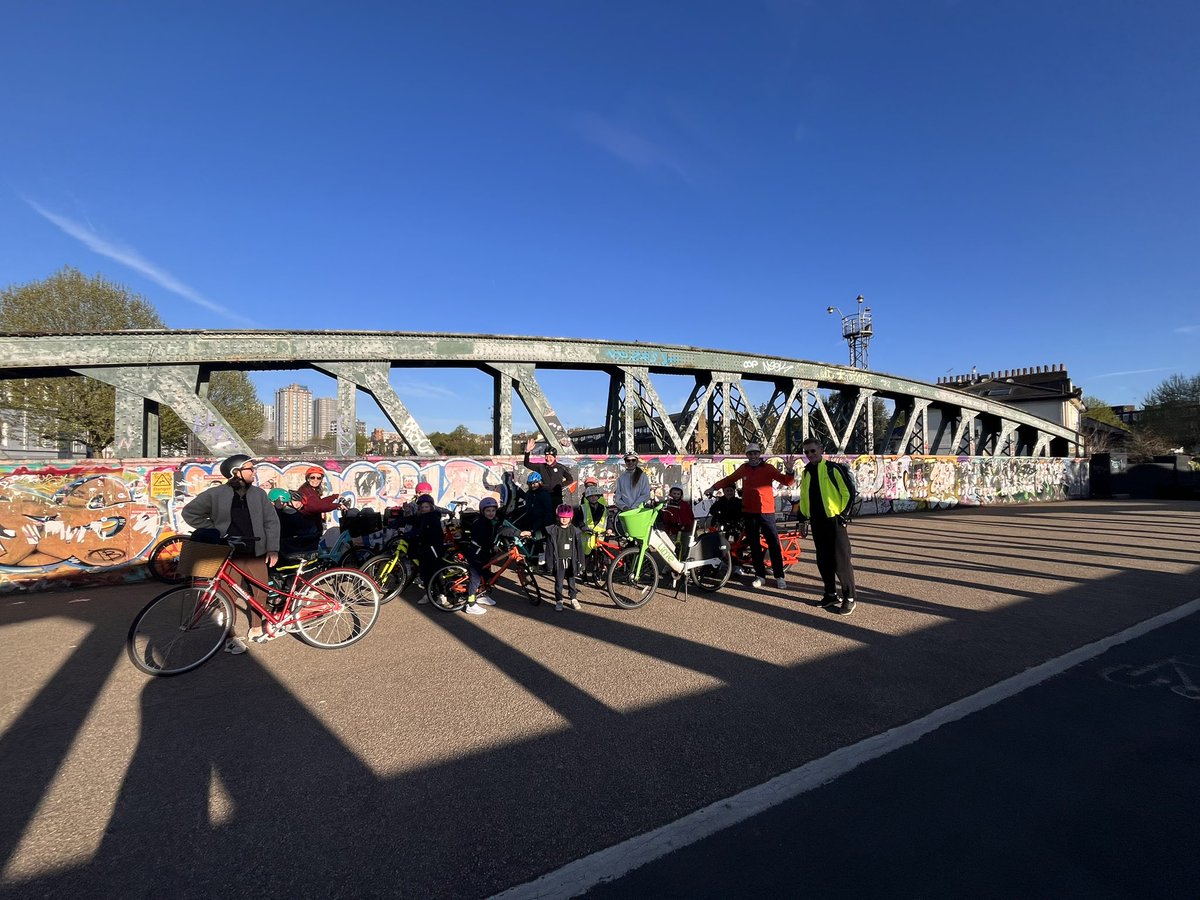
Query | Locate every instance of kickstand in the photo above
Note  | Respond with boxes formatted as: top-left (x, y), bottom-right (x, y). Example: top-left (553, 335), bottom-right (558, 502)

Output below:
top-left (670, 570), bottom-right (689, 602)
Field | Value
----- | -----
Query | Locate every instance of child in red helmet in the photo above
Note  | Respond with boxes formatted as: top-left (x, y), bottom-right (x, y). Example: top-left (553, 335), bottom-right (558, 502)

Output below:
top-left (545, 503), bottom-right (584, 611)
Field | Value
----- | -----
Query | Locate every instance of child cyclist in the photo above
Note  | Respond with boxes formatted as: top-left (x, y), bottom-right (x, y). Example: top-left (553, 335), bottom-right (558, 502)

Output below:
top-left (463, 496), bottom-right (523, 617)
top-left (660, 483), bottom-right (696, 557)
top-left (409, 493), bottom-right (446, 602)
top-left (546, 503), bottom-right (584, 611)
top-left (576, 478), bottom-right (609, 581)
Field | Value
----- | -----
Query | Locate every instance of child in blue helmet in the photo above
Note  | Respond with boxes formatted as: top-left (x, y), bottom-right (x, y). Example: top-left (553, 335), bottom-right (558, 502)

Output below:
top-left (518, 471), bottom-right (555, 560)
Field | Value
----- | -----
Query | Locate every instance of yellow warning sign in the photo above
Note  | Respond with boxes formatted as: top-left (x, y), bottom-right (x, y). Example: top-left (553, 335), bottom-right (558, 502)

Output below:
top-left (150, 471), bottom-right (174, 499)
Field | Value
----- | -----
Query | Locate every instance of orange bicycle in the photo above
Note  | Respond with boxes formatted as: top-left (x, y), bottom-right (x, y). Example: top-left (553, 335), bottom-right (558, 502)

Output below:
top-left (425, 532), bottom-right (543, 611)
top-left (127, 537), bottom-right (381, 677)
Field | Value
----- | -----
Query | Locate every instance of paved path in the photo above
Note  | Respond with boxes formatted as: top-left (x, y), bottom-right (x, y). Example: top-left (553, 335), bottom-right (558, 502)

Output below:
top-left (1, 500), bottom-right (1197, 899)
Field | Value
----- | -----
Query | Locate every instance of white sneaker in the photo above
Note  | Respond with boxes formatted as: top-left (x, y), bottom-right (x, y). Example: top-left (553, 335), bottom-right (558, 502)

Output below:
top-left (476, 595), bottom-right (496, 606)
top-left (463, 603), bottom-right (487, 616)
top-left (224, 637), bottom-right (248, 655)
top-left (751, 577), bottom-right (765, 588)
top-left (569, 597), bottom-right (581, 610)
top-left (776, 577), bottom-right (787, 589)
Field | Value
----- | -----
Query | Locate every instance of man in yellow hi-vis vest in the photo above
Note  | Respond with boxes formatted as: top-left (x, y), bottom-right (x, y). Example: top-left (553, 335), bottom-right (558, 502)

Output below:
top-left (797, 437), bottom-right (858, 616)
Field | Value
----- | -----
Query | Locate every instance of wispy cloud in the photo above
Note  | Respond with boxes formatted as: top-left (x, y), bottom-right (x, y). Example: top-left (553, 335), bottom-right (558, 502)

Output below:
top-left (1086, 366), bottom-right (1180, 380)
top-left (570, 113), bottom-right (692, 182)
top-left (1174, 324), bottom-right (1199, 335)
top-left (24, 197), bottom-right (254, 326)
top-left (393, 380), bottom-right (458, 400)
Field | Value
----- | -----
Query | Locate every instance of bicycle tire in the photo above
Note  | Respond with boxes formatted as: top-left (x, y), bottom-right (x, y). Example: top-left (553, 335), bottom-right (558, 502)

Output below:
top-left (689, 551), bottom-right (733, 592)
top-left (518, 563), bottom-right (543, 606)
top-left (607, 546), bottom-right (659, 609)
top-left (127, 585), bottom-right (234, 676)
top-left (359, 553), bottom-right (410, 605)
top-left (146, 534), bottom-right (188, 584)
top-left (426, 563), bottom-right (470, 612)
top-left (293, 568), bottom-right (381, 649)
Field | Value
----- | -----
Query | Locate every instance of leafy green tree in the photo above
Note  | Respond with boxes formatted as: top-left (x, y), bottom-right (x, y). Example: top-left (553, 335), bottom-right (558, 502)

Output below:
top-left (429, 424), bottom-right (488, 456)
top-left (1, 266), bottom-right (261, 455)
top-left (1140, 373), bottom-right (1200, 452)
top-left (1082, 395), bottom-right (1124, 428)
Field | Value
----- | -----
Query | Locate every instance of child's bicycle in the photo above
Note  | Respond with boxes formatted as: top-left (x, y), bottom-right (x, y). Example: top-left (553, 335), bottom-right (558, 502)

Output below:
top-left (583, 530), bottom-right (627, 589)
top-left (358, 535), bottom-right (413, 605)
top-left (606, 501), bottom-right (732, 609)
top-left (126, 537), bottom-right (381, 677)
top-left (425, 529), bottom-right (543, 611)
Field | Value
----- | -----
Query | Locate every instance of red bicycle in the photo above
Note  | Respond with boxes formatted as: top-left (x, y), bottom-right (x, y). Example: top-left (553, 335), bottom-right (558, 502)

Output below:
top-left (127, 538), bottom-right (381, 677)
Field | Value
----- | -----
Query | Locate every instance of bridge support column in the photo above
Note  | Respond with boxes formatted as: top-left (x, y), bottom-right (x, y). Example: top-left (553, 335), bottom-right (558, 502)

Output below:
top-left (113, 389), bottom-right (160, 458)
top-left (335, 376), bottom-right (356, 456)
top-left (484, 363), bottom-right (576, 454)
top-left (315, 362), bottom-right (435, 456)
top-left (78, 364), bottom-right (249, 457)
top-left (492, 370), bottom-right (513, 455)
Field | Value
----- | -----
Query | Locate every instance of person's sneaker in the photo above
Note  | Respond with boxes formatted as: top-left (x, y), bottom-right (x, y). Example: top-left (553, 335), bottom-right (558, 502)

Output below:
top-left (775, 577), bottom-right (787, 589)
top-left (555, 601), bottom-right (563, 611)
top-left (818, 594), bottom-right (840, 608)
top-left (734, 566), bottom-right (749, 577)
top-left (476, 595), bottom-right (497, 606)
top-left (224, 637), bottom-right (248, 655)
top-left (833, 597), bottom-right (856, 616)
top-left (463, 603), bottom-right (487, 616)
top-left (569, 597), bottom-right (581, 611)
top-left (751, 577), bottom-right (765, 588)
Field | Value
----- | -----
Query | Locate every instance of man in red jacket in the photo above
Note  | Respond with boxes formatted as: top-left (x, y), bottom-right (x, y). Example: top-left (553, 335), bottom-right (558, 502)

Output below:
top-left (705, 443), bottom-right (795, 589)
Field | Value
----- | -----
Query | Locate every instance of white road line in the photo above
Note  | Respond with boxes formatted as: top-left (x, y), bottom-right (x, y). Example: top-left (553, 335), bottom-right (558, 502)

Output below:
top-left (493, 598), bottom-right (1200, 900)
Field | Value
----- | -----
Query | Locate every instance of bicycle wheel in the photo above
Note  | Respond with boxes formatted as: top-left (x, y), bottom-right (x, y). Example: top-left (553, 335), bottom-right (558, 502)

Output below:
top-left (426, 563), bottom-right (469, 612)
top-left (360, 553), bottom-right (410, 605)
top-left (607, 546), bottom-right (659, 609)
top-left (517, 563), bottom-right (543, 606)
top-left (146, 534), bottom-right (188, 584)
top-left (689, 552), bottom-right (733, 592)
top-left (127, 585), bottom-right (234, 676)
top-left (294, 568), bottom-right (381, 649)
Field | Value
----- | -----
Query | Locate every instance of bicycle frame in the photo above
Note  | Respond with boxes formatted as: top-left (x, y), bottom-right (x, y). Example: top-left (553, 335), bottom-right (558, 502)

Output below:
top-left (626, 504), bottom-right (726, 578)
top-left (205, 554), bottom-right (345, 632)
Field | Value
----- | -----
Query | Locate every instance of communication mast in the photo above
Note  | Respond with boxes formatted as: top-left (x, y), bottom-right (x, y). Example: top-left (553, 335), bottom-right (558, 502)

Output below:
top-left (826, 295), bottom-right (873, 369)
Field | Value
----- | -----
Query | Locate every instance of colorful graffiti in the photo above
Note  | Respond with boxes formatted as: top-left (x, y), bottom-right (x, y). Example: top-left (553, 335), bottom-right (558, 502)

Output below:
top-left (0, 453), bottom-right (1088, 592)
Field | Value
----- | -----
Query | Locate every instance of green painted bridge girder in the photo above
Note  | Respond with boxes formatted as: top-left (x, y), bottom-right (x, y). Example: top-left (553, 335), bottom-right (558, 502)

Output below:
top-left (0, 330), bottom-right (1082, 458)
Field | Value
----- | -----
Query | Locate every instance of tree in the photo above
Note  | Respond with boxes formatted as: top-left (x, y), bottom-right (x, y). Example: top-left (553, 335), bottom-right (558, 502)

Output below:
top-left (1140, 373), bottom-right (1200, 453)
top-left (1, 267), bottom-right (262, 455)
top-left (429, 425), bottom-right (488, 456)
top-left (1082, 395), bottom-right (1124, 428)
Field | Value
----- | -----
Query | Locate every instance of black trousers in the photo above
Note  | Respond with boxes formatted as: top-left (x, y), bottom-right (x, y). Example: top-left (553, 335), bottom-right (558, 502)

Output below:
top-left (552, 561), bottom-right (577, 602)
top-left (810, 517), bottom-right (855, 599)
top-left (743, 512), bottom-right (784, 578)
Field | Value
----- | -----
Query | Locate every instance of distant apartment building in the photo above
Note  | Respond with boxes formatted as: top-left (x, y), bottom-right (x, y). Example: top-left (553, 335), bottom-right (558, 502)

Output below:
top-left (259, 403), bottom-right (276, 441)
top-left (275, 383), bottom-right (313, 447)
top-left (313, 397), bottom-right (337, 441)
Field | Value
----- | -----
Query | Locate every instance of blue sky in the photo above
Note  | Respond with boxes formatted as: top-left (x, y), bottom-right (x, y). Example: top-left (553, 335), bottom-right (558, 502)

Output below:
top-left (2, 1), bottom-right (1197, 436)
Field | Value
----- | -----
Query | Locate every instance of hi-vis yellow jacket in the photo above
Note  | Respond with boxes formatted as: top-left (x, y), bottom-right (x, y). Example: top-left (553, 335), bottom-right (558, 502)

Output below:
top-left (798, 461), bottom-right (852, 520)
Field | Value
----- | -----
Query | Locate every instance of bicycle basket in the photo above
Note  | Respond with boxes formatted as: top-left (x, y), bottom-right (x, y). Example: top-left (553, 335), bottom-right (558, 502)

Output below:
top-left (618, 505), bottom-right (658, 542)
top-left (177, 540), bottom-right (233, 579)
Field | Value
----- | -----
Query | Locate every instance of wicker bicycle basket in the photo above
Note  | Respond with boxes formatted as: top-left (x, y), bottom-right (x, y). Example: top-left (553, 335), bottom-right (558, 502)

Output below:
top-left (177, 540), bottom-right (233, 579)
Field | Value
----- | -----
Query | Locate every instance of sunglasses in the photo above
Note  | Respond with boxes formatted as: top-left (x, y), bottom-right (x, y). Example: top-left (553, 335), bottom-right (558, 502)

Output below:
top-left (306, 475), bottom-right (323, 480)
top-left (238, 465), bottom-right (256, 472)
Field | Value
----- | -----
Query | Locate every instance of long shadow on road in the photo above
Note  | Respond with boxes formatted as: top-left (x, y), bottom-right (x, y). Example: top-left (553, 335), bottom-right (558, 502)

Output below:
top-left (1, 501), bottom-right (1198, 898)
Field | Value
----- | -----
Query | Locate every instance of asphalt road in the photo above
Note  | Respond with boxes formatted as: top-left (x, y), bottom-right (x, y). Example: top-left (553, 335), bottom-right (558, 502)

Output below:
top-left (1, 500), bottom-right (1197, 899)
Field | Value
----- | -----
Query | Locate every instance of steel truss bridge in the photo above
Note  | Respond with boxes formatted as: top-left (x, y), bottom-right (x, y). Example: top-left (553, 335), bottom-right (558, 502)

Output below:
top-left (0, 331), bottom-right (1082, 459)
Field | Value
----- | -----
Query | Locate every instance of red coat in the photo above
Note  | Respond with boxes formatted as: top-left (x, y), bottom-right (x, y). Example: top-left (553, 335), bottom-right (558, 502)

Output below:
top-left (710, 462), bottom-right (794, 514)
top-left (297, 482), bottom-right (342, 527)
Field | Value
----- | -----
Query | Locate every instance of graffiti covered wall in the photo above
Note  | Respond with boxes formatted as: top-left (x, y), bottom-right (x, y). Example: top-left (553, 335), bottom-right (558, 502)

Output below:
top-left (0, 453), bottom-right (1088, 593)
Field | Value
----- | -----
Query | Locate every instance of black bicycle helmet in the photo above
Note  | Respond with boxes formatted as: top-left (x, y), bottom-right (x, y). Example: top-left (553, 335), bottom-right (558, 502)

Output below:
top-left (219, 454), bottom-right (252, 479)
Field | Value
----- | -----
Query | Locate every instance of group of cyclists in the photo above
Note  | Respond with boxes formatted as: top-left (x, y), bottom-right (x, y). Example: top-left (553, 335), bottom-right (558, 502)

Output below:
top-left (178, 437), bottom-right (859, 652)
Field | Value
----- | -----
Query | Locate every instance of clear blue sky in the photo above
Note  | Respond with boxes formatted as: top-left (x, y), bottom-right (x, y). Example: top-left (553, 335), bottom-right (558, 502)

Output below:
top-left (2, 1), bottom-right (1197, 435)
